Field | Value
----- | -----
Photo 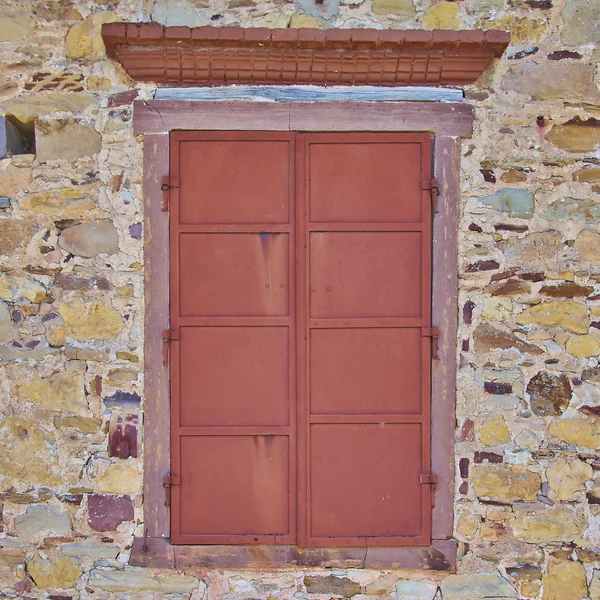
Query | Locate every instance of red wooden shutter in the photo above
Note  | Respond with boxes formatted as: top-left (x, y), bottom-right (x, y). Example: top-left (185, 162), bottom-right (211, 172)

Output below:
top-left (169, 132), bottom-right (297, 544)
top-left (169, 131), bottom-right (434, 547)
top-left (297, 134), bottom-right (434, 546)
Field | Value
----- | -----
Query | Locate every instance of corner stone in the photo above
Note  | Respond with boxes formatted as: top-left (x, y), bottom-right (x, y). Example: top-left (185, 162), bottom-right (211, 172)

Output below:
top-left (88, 570), bottom-right (160, 592)
top-left (35, 120), bottom-right (101, 162)
top-left (440, 572), bottom-right (517, 600)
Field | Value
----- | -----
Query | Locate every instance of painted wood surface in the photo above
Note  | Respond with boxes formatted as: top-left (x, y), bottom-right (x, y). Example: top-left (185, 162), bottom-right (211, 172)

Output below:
top-left (431, 135), bottom-right (460, 541)
top-left (130, 537), bottom-right (457, 570)
top-left (143, 133), bottom-right (171, 539)
top-left (133, 101), bottom-right (473, 138)
top-left (154, 85), bottom-right (463, 103)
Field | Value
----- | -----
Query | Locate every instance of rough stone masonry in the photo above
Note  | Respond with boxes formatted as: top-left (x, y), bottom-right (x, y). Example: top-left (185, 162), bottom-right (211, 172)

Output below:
top-left (0, 0), bottom-right (599, 599)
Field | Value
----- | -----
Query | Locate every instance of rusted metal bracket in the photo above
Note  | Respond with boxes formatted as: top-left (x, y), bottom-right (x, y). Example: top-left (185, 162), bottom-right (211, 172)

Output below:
top-left (161, 176), bottom-right (178, 212)
top-left (162, 329), bottom-right (179, 366)
top-left (421, 326), bottom-right (440, 360)
top-left (163, 474), bottom-right (181, 506)
top-left (422, 177), bottom-right (440, 213)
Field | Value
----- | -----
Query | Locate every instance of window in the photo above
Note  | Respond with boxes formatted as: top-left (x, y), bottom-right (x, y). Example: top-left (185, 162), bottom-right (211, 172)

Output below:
top-left (136, 100), bottom-right (466, 568)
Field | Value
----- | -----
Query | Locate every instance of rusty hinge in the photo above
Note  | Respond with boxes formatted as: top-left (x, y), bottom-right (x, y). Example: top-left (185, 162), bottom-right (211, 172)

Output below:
top-left (420, 473), bottom-right (438, 507)
top-left (162, 329), bottom-right (179, 366)
top-left (161, 176), bottom-right (178, 212)
top-left (163, 474), bottom-right (181, 507)
top-left (421, 326), bottom-right (440, 360)
top-left (422, 177), bottom-right (440, 213)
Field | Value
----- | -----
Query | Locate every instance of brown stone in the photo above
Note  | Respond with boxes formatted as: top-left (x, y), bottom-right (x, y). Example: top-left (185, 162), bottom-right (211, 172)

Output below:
top-left (472, 466), bottom-right (541, 503)
top-left (58, 219), bottom-right (119, 257)
top-left (485, 279), bottom-right (531, 296)
top-left (473, 323), bottom-right (543, 354)
top-left (87, 494), bottom-right (134, 531)
top-left (574, 167), bottom-right (600, 183)
top-left (501, 63), bottom-right (599, 100)
top-left (546, 118), bottom-right (600, 153)
top-left (542, 558), bottom-right (587, 600)
top-left (540, 282), bottom-right (593, 298)
top-left (501, 171), bottom-right (528, 183)
top-left (0, 220), bottom-right (36, 255)
top-left (33, 2), bottom-right (83, 20)
top-left (526, 371), bottom-right (572, 416)
top-left (305, 576), bottom-right (361, 597)
top-left (35, 120), bottom-right (101, 163)
top-left (516, 301), bottom-right (589, 334)
top-left (54, 274), bottom-right (113, 292)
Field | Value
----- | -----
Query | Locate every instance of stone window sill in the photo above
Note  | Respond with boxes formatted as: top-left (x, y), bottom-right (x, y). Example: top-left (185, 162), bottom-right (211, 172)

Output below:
top-left (130, 537), bottom-right (457, 571)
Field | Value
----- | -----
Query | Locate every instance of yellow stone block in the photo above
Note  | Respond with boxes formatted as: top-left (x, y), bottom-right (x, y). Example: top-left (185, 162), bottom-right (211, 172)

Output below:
top-left (13, 372), bottom-right (87, 412)
top-left (483, 15), bottom-right (546, 44)
top-left (55, 300), bottom-right (124, 341)
top-left (27, 553), bottom-right (83, 589)
top-left (542, 557), bottom-right (587, 600)
top-left (516, 301), bottom-right (589, 334)
top-left (97, 462), bottom-right (142, 495)
top-left (66, 11), bottom-right (120, 59)
top-left (566, 333), bottom-right (600, 358)
top-left (472, 465), bottom-right (540, 503)
top-left (372, 0), bottom-right (416, 16)
top-left (575, 230), bottom-right (600, 263)
top-left (549, 418), bottom-right (600, 450)
top-left (479, 417), bottom-right (511, 446)
top-left (422, 1), bottom-right (461, 29)
top-left (290, 13), bottom-right (325, 28)
top-left (547, 458), bottom-right (593, 501)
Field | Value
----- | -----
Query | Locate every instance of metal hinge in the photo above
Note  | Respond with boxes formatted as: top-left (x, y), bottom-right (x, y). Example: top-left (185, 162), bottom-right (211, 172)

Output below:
top-left (420, 473), bottom-right (438, 507)
top-left (163, 474), bottom-right (181, 507)
top-left (162, 329), bottom-right (179, 366)
top-left (422, 178), bottom-right (440, 213)
top-left (161, 176), bottom-right (178, 212)
top-left (421, 326), bottom-right (440, 360)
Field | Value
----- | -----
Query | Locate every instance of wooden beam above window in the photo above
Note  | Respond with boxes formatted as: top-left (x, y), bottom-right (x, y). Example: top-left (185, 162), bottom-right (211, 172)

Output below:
top-left (101, 24), bottom-right (510, 87)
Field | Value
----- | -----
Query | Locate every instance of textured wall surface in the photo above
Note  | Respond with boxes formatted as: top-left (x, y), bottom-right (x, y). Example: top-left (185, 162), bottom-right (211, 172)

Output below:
top-left (0, 0), bottom-right (599, 598)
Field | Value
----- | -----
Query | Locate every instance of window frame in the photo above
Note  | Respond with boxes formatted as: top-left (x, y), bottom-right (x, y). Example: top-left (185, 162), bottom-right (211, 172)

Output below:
top-left (133, 99), bottom-right (469, 570)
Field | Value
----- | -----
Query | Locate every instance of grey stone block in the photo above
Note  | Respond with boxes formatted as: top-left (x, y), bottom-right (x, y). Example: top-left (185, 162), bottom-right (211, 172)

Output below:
top-left (0, 115), bottom-right (26, 158)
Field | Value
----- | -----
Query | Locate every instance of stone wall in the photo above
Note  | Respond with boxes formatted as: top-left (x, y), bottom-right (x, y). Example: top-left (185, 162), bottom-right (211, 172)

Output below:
top-left (0, 0), bottom-right (598, 599)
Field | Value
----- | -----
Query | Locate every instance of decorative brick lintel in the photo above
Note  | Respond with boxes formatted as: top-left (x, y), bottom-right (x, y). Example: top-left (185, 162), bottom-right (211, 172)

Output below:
top-left (101, 24), bottom-right (510, 87)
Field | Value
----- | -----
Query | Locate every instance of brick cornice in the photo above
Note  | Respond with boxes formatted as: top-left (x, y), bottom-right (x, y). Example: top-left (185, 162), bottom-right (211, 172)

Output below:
top-left (102, 24), bottom-right (509, 87)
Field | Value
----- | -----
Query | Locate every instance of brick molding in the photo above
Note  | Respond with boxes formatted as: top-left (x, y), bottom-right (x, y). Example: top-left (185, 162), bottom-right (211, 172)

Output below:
top-left (102, 24), bottom-right (510, 87)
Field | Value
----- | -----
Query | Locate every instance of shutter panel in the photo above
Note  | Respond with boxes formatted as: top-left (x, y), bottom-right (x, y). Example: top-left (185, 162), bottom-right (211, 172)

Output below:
top-left (297, 134), bottom-right (433, 546)
top-left (169, 132), bottom-right (297, 544)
